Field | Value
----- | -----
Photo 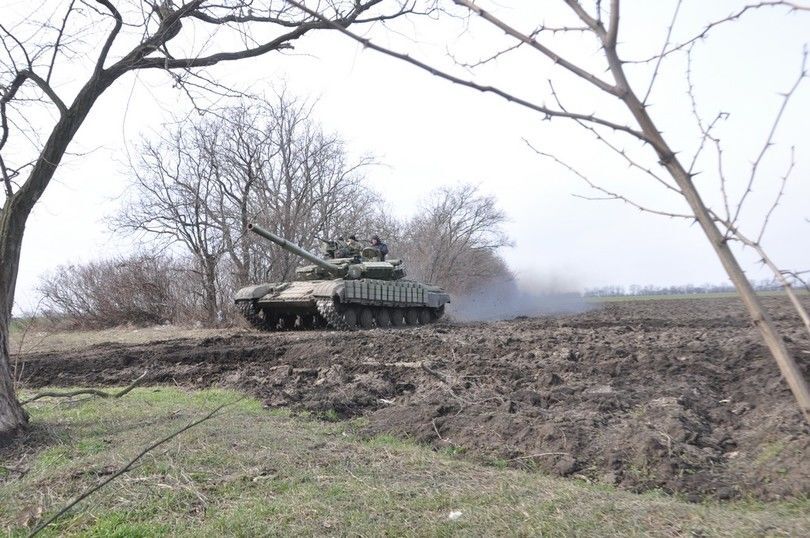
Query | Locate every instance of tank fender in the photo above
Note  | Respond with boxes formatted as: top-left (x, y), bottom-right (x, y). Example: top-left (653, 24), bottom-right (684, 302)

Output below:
top-left (312, 280), bottom-right (345, 300)
top-left (234, 284), bottom-right (274, 302)
top-left (426, 291), bottom-right (451, 308)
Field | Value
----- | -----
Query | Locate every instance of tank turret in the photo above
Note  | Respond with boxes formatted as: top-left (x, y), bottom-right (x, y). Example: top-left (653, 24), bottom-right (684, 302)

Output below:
top-left (247, 223), bottom-right (404, 281)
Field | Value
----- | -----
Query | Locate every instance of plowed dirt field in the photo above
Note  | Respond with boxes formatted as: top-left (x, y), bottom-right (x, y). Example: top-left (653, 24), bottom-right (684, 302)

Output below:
top-left (16, 296), bottom-right (810, 501)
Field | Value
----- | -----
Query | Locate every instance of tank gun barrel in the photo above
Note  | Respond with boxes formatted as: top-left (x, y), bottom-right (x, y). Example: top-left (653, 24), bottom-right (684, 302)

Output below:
top-left (247, 223), bottom-right (344, 276)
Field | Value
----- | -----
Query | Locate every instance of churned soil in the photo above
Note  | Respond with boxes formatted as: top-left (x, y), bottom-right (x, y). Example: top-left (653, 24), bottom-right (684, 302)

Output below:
top-left (15, 296), bottom-right (810, 501)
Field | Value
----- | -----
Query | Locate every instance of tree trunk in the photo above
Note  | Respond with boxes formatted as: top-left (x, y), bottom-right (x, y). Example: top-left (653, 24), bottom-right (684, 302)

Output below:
top-left (0, 322), bottom-right (27, 442)
top-left (0, 199), bottom-right (30, 439)
top-left (202, 258), bottom-right (219, 324)
top-left (604, 46), bottom-right (810, 423)
top-left (0, 70), bottom-right (120, 437)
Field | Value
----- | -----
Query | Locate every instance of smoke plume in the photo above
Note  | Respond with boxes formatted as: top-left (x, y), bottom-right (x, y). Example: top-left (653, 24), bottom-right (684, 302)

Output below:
top-left (447, 275), bottom-right (589, 322)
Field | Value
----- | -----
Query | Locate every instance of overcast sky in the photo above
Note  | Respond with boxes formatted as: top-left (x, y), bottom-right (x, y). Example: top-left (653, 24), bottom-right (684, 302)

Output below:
top-left (8, 0), bottom-right (810, 312)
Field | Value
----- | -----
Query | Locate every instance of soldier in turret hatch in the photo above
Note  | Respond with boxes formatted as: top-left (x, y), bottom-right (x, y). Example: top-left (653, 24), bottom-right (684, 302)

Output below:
top-left (371, 235), bottom-right (388, 261)
top-left (347, 234), bottom-right (363, 253)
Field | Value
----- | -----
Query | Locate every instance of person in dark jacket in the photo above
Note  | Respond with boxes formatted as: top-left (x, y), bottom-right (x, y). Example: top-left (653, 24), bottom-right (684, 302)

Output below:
top-left (370, 234), bottom-right (389, 261)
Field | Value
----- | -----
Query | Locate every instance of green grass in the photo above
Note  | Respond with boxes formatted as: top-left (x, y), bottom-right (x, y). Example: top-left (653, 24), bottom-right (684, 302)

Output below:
top-left (2, 388), bottom-right (808, 536)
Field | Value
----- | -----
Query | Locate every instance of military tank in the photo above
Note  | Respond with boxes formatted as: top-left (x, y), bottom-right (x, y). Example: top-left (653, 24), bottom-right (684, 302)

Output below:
top-left (234, 223), bottom-right (450, 330)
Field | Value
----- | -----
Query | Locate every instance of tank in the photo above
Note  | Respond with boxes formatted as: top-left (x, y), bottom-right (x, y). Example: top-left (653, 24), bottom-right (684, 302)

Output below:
top-left (234, 223), bottom-right (450, 330)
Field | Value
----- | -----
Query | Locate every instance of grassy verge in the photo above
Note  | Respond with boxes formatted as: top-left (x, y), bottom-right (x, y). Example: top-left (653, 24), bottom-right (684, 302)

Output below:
top-left (8, 324), bottom-right (245, 355)
top-left (2, 388), bottom-right (808, 536)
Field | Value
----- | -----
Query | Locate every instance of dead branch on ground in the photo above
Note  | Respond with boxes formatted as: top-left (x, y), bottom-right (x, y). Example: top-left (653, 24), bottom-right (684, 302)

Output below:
top-left (20, 371), bottom-right (148, 406)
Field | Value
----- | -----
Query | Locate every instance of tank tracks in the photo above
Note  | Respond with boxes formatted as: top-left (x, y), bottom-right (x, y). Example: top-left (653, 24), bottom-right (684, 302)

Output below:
top-left (315, 298), bottom-right (352, 331)
top-left (237, 299), bottom-right (443, 332)
top-left (237, 300), bottom-right (271, 330)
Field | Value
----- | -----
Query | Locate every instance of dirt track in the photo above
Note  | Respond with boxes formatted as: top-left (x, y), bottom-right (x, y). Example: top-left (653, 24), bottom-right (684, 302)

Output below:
top-left (16, 296), bottom-right (810, 501)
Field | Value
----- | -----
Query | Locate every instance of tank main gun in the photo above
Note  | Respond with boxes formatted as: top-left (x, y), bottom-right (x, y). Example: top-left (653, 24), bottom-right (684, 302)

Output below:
top-left (247, 223), bottom-right (344, 277)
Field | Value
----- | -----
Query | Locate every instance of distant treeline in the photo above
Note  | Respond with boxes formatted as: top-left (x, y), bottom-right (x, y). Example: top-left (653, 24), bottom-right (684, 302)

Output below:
top-left (584, 280), bottom-right (786, 297)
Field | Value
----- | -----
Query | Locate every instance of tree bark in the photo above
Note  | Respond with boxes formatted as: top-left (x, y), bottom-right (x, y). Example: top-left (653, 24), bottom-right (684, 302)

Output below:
top-left (1, 199), bottom-right (30, 438)
top-left (201, 257), bottom-right (219, 324)
top-left (0, 199), bottom-right (29, 439)
top-left (0, 322), bottom-right (27, 442)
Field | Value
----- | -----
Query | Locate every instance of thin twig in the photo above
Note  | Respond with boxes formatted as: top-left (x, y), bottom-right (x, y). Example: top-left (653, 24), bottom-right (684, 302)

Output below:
top-left (525, 141), bottom-right (693, 220)
top-left (547, 80), bottom-right (681, 196)
top-left (643, 0), bottom-right (683, 104)
top-left (421, 361), bottom-right (451, 385)
top-left (508, 452), bottom-right (569, 461)
top-left (757, 146), bottom-right (794, 244)
top-left (730, 46), bottom-right (808, 228)
top-left (712, 212), bottom-right (810, 336)
top-left (625, 1), bottom-right (810, 64)
top-left (28, 397), bottom-right (242, 537)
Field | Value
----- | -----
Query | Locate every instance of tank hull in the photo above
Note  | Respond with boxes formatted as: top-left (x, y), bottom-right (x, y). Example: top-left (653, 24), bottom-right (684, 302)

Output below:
top-left (235, 278), bottom-right (449, 330)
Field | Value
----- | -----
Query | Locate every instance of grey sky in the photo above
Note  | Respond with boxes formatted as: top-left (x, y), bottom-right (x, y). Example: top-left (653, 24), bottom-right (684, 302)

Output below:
top-left (9, 0), bottom-right (810, 312)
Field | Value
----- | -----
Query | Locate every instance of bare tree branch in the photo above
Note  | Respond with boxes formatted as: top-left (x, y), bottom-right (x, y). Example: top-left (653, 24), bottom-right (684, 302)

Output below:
top-left (547, 80), bottom-right (681, 196)
top-left (730, 45), bottom-right (808, 228)
top-left (20, 70), bottom-right (67, 116)
top-left (92, 0), bottom-right (124, 74)
top-left (453, 0), bottom-right (619, 95)
top-left (643, 0), bottom-right (682, 104)
top-left (286, 0), bottom-right (651, 144)
top-left (713, 212), bottom-right (810, 337)
top-left (0, 0), bottom-right (434, 434)
top-left (757, 146), bottom-right (795, 244)
top-left (46, 0), bottom-right (77, 84)
top-left (605, 0), bottom-right (621, 49)
top-left (626, 1), bottom-right (810, 64)
top-left (378, 0), bottom-right (810, 420)
top-left (526, 140), bottom-right (693, 220)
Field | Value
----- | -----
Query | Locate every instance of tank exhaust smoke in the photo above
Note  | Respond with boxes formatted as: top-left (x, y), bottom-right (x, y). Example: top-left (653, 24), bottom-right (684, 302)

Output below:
top-left (448, 275), bottom-right (590, 322)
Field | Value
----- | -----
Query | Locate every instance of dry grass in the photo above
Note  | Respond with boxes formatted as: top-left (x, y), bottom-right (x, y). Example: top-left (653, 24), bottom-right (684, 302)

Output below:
top-left (1, 388), bottom-right (807, 536)
top-left (9, 322), bottom-right (246, 355)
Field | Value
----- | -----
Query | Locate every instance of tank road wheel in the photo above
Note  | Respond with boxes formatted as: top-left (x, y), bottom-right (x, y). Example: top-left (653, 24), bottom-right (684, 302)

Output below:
top-left (405, 308), bottom-right (420, 326)
top-left (390, 308), bottom-right (405, 327)
top-left (264, 311), bottom-right (280, 330)
top-left (280, 314), bottom-right (298, 330)
top-left (301, 314), bottom-right (318, 330)
top-left (238, 301), bottom-right (277, 331)
top-left (342, 306), bottom-right (358, 329)
top-left (418, 308), bottom-right (432, 325)
top-left (315, 299), bottom-right (354, 331)
top-left (359, 307), bottom-right (375, 329)
top-left (431, 305), bottom-right (445, 321)
top-left (375, 308), bottom-right (392, 329)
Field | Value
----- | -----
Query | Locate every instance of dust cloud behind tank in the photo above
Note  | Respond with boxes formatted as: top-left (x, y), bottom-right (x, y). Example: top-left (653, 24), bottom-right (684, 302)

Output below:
top-left (234, 223), bottom-right (450, 330)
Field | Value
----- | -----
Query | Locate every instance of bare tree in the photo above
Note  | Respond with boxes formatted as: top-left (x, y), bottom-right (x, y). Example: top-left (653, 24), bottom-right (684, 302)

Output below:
top-left (402, 183), bottom-right (512, 293)
top-left (292, 0), bottom-right (810, 422)
top-left (211, 105), bottom-right (274, 289)
top-left (0, 0), bottom-right (428, 435)
top-left (115, 127), bottom-right (226, 323)
top-left (116, 94), bottom-right (379, 322)
top-left (248, 93), bottom-right (378, 281)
